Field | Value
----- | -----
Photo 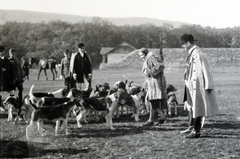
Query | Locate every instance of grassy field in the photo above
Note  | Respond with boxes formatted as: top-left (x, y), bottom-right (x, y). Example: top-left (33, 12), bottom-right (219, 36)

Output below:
top-left (0, 66), bottom-right (240, 159)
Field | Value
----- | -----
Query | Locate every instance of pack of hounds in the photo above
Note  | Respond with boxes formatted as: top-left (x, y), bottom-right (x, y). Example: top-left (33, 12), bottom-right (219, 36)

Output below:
top-left (0, 79), bottom-right (179, 140)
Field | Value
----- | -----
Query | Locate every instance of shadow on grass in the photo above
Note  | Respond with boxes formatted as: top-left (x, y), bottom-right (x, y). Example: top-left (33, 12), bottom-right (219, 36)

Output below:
top-left (0, 113), bottom-right (8, 119)
top-left (67, 123), bottom-right (181, 139)
top-left (0, 140), bottom-right (29, 158)
top-left (204, 120), bottom-right (240, 130)
top-left (0, 139), bottom-right (91, 158)
top-left (33, 148), bottom-right (90, 157)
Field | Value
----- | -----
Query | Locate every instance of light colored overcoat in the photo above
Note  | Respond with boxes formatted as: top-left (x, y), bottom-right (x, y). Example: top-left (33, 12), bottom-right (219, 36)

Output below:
top-left (185, 46), bottom-right (218, 118)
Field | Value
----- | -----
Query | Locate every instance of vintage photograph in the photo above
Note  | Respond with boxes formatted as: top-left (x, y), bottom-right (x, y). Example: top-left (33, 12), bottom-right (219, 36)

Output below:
top-left (0, 0), bottom-right (240, 158)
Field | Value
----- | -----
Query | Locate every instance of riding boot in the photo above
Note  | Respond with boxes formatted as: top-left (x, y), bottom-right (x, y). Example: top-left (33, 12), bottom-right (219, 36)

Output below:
top-left (185, 116), bottom-right (202, 138)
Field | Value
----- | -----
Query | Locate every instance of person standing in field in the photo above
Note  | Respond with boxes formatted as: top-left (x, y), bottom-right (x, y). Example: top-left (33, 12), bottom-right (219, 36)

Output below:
top-left (180, 33), bottom-right (219, 138)
top-left (8, 48), bottom-right (24, 101)
top-left (138, 47), bottom-right (167, 126)
top-left (60, 49), bottom-right (71, 90)
top-left (0, 46), bottom-right (14, 109)
top-left (21, 56), bottom-right (31, 81)
top-left (69, 43), bottom-right (92, 90)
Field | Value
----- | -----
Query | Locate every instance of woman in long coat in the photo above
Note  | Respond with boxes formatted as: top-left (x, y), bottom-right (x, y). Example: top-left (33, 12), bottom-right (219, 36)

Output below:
top-left (139, 48), bottom-right (167, 126)
top-left (181, 33), bottom-right (218, 138)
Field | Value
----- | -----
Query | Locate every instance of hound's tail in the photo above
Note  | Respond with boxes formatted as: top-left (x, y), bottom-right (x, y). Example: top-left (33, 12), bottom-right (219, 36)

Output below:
top-left (29, 85), bottom-right (35, 99)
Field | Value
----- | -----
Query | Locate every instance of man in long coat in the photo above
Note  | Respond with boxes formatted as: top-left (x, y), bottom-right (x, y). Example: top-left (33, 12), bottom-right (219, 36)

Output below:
top-left (8, 48), bottom-right (24, 101)
top-left (181, 33), bottom-right (218, 138)
top-left (69, 43), bottom-right (92, 90)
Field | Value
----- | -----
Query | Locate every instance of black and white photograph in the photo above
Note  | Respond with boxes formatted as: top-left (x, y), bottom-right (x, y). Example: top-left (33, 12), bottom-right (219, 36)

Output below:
top-left (0, 0), bottom-right (240, 158)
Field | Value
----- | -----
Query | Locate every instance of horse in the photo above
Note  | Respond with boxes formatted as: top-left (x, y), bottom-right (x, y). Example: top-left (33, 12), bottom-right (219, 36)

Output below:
top-left (29, 58), bottom-right (58, 81)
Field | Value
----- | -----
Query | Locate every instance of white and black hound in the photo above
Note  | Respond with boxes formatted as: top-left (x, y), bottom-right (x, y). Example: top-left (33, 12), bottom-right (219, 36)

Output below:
top-left (26, 97), bottom-right (81, 140)
top-left (3, 95), bottom-right (26, 124)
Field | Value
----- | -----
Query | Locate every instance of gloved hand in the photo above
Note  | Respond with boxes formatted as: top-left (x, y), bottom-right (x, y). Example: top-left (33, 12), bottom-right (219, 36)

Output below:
top-left (184, 101), bottom-right (192, 111)
top-left (73, 73), bottom-right (77, 80)
top-left (87, 74), bottom-right (92, 81)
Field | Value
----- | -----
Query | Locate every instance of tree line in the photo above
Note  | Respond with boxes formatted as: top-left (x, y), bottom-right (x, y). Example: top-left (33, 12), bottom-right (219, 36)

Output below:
top-left (0, 17), bottom-right (240, 68)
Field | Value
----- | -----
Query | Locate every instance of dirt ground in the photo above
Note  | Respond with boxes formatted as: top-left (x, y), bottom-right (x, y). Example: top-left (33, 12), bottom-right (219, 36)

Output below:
top-left (0, 67), bottom-right (240, 159)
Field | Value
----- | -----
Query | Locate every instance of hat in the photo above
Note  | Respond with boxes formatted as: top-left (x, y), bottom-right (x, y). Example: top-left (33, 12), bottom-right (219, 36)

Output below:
top-left (78, 43), bottom-right (85, 48)
top-left (0, 46), bottom-right (4, 52)
top-left (139, 48), bottom-right (149, 55)
top-left (181, 33), bottom-right (198, 43)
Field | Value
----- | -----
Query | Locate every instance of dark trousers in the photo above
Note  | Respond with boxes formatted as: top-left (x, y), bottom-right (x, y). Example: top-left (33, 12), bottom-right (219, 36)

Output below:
top-left (193, 116), bottom-right (202, 132)
top-left (188, 112), bottom-right (202, 132)
top-left (188, 110), bottom-right (193, 127)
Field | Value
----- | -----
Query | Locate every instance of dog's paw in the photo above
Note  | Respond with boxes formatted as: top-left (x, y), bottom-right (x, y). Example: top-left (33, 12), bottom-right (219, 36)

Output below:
top-left (135, 118), bottom-right (140, 122)
top-left (110, 127), bottom-right (116, 130)
top-left (77, 123), bottom-right (83, 128)
top-left (40, 133), bottom-right (45, 137)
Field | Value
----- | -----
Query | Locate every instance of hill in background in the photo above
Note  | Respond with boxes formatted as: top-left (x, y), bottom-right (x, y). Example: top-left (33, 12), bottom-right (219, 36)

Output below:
top-left (100, 48), bottom-right (240, 69)
top-left (0, 10), bottom-right (189, 27)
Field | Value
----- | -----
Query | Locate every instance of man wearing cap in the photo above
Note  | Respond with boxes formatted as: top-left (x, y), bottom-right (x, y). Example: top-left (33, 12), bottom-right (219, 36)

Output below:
top-left (69, 43), bottom-right (92, 90)
top-left (180, 33), bottom-right (218, 138)
top-left (8, 48), bottom-right (24, 101)
top-left (60, 49), bottom-right (71, 90)
top-left (0, 46), bottom-right (14, 108)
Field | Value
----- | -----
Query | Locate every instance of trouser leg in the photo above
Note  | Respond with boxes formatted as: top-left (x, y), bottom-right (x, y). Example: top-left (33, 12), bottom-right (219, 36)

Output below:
top-left (18, 84), bottom-right (23, 101)
top-left (188, 110), bottom-right (193, 127)
top-left (193, 116), bottom-right (202, 132)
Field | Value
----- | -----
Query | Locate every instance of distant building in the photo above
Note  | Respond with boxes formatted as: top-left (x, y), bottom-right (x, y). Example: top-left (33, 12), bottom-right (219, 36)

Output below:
top-left (100, 42), bottom-right (136, 64)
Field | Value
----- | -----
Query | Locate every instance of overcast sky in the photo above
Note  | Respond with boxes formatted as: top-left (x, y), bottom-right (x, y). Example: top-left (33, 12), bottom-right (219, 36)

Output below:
top-left (1, 0), bottom-right (240, 28)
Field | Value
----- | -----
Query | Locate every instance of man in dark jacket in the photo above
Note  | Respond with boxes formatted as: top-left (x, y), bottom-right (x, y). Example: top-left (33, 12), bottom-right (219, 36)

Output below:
top-left (8, 48), bottom-right (24, 101)
top-left (69, 43), bottom-right (92, 90)
top-left (0, 46), bottom-right (14, 108)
